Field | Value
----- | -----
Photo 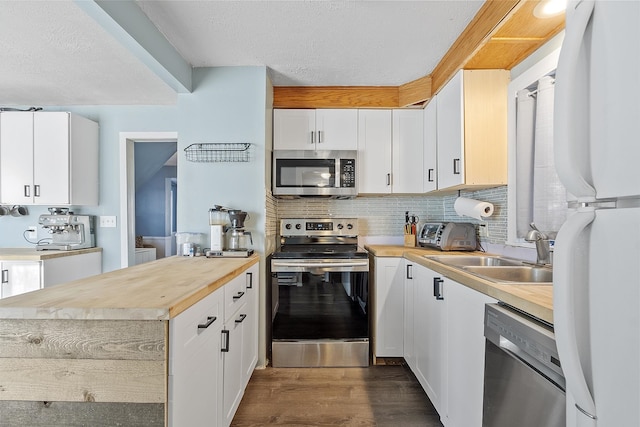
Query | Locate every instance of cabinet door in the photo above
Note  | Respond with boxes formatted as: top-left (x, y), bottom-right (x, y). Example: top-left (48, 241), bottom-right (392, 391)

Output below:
top-left (392, 109), bottom-right (424, 193)
top-left (403, 261), bottom-right (416, 370)
top-left (437, 70), bottom-right (465, 190)
top-left (423, 99), bottom-right (438, 192)
top-left (222, 306), bottom-right (247, 427)
top-left (241, 264), bottom-right (259, 388)
top-left (444, 280), bottom-right (497, 427)
top-left (0, 112), bottom-right (34, 204)
top-left (273, 109), bottom-right (315, 150)
top-left (357, 110), bottom-right (392, 194)
top-left (413, 264), bottom-right (445, 414)
top-left (0, 261), bottom-right (41, 299)
top-left (169, 287), bottom-right (223, 427)
top-left (374, 257), bottom-right (404, 357)
top-left (33, 112), bottom-right (71, 204)
top-left (315, 109), bottom-right (358, 151)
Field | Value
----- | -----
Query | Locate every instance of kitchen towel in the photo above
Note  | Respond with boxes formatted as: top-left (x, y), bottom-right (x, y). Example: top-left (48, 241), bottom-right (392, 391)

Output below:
top-left (454, 197), bottom-right (494, 220)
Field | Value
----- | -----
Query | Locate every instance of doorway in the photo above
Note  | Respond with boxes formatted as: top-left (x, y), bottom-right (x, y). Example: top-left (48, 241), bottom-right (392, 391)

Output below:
top-left (119, 132), bottom-right (178, 268)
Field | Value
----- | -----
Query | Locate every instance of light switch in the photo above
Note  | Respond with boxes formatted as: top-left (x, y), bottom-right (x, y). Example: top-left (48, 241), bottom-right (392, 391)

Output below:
top-left (99, 216), bottom-right (117, 228)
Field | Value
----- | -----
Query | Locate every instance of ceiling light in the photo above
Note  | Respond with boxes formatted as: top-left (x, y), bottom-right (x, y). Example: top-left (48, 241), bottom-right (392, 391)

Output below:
top-left (534, 0), bottom-right (567, 18)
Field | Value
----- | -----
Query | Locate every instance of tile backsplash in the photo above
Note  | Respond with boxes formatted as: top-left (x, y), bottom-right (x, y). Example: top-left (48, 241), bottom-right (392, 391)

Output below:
top-left (276, 186), bottom-right (508, 246)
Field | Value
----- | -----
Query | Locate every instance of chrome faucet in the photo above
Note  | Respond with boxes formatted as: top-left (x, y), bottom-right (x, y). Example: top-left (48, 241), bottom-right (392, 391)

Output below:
top-left (525, 223), bottom-right (552, 265)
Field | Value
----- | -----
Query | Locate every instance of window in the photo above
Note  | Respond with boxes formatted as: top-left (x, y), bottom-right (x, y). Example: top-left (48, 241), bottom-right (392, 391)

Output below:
top-left (507, 45), bottom-right (567, 245)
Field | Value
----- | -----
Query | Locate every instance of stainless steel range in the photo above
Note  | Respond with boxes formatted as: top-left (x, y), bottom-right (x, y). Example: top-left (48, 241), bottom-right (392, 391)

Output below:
top-left (270, 218), bottom-right (369, 367)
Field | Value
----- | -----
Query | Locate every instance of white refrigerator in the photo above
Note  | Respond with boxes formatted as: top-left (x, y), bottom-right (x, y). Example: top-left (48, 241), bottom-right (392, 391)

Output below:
top-left (553, 1), bottom-right (640, 426)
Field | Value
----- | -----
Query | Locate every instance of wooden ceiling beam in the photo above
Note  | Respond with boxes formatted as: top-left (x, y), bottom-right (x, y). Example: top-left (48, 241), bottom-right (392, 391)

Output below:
top-left (272, 0), bottom-right (565, 109)
top-left (430, 0), bottom-right (520, 95)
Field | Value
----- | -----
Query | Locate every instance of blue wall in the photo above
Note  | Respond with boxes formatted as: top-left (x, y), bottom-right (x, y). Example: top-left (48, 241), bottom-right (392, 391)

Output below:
top-left (0, 66), bottom-right (269, 272)
top-left (135, 165), bottom-right (176, 237)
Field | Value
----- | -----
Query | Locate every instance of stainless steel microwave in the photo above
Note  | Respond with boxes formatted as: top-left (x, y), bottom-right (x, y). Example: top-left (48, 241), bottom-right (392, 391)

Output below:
top-left (272, 150), bottom-right (358, 198)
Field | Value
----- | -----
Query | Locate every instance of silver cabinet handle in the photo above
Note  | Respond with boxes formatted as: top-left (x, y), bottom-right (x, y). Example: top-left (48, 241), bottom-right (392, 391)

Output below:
top-left (428, 169), bottom-right (435, 182)
top-left (24, 185), bottom-right (30, 198)
top-left (34, 185), bottom-right (40, 197)
top-left (233, 291), bottom-right (245, 300)
top-left (386, 174), bottom-right (391, 186)
top-left (406, 264), bottom-right (413, 279)
top-left (197, 316), bottom-right (217, 330)
top-left (1, 269), bottom-right (8, 284)
top-left (235, 314), bottom-right (247, 324)
top-left (453, 158), bottom-right (461, 175)
top-left (310, 131), bottom-right (315, 144)
top-left (318, 130), bottom-right (323, 143)
top-left (221, 330), bottom-right (230, 352)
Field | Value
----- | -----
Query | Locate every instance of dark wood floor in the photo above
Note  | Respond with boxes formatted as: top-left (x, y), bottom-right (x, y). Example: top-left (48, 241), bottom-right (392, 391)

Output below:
top-left (231, 364), bottom-right (444, 426)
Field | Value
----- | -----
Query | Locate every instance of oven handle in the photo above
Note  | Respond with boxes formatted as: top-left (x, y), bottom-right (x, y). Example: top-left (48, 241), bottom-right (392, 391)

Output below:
top-left (272, 261), bottom-right (369, 268)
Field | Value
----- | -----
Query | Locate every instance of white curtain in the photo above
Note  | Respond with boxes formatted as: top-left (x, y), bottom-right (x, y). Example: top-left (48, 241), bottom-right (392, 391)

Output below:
top-left (515, 75), bottom-right (567, 238)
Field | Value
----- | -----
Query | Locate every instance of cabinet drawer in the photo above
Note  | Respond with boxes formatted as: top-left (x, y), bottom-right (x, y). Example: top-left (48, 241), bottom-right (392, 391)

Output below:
top-left (224, 274), bottom-right (247, 322)
top-left (169, 287), bottom-right (223, 375)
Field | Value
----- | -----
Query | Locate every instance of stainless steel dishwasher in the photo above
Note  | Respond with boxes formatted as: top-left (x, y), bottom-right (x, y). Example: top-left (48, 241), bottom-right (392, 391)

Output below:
top-left (482, 303), bottom-right (566, 427)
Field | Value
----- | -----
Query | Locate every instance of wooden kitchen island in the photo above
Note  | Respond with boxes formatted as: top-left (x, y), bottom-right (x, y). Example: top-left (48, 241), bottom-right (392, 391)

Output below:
top-left (0, 254), bottom-right (260, 427)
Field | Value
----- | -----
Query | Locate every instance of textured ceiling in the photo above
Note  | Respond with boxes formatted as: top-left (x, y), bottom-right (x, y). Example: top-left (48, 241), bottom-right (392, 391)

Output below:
top-left (137, 0), bottom-right (484, 86)
top-left (0, 1), bottom-right (177, 106)
top-left (0, 0), bottom-right (484, 106)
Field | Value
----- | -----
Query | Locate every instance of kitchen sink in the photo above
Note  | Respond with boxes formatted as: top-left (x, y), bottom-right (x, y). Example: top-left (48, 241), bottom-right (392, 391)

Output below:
top-left (462, 266), bottom-right (553, 284)
top-left (426, 255), bottom-right (524, 267)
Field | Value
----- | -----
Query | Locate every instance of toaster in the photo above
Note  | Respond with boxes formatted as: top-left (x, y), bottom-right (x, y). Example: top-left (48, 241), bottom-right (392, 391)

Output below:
top-left (418, 222), bottom-right (477, 251)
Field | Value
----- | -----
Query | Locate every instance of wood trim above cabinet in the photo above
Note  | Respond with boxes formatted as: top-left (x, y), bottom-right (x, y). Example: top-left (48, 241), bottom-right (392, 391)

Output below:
top-left (273, 86), bottom-right (399, 109)
top-left (272, 0), bottom-right (562, 109)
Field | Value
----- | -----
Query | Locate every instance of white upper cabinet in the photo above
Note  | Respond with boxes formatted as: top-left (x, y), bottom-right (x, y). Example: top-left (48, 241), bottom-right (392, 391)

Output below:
top-left (273, 109), bottom-right (358, 151)
top-left (436, 69), bottom-right (509, 192)
top-left (392, 109), bottom-right (424, 193)
top-left (357, 109), bottom-right (392, 193)
top-left (0, 112), bottom-right (99, 205)
top-left (358, 109), bottom-right (424, 194)
top-left (423, 98), bottom-right (438, 192)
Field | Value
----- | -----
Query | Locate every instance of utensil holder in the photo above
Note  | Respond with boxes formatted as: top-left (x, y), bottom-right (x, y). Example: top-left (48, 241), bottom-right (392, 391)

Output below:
top-left (404, 234), bottom-right (416, 247)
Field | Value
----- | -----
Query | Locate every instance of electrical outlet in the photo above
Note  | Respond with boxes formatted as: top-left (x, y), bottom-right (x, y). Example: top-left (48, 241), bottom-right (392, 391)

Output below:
top-left (27, 226), bottom-right (37, 240)
top-left (478, 223), bottom-right (488, 237)
top-left (99, 216), bottom-right (117, 228)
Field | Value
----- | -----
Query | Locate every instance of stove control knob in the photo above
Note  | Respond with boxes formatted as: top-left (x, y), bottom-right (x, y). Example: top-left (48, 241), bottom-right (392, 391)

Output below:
top-left (295, 223), bottom-right (302, 230)
top-left (285, 223), bottom-right (292, 230)
top-left (347, 223), bottom-right (354, 230)
top-left (337, 223), bottom-right (344, 230)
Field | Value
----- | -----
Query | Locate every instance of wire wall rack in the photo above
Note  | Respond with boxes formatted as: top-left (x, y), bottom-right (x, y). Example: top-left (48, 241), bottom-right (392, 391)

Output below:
top-left (184, 143), bottom-right (252, 163)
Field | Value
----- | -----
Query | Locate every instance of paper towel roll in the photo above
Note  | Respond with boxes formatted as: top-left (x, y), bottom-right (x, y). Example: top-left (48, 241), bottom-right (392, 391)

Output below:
top-left (454, 197), bottom-right (494, 220)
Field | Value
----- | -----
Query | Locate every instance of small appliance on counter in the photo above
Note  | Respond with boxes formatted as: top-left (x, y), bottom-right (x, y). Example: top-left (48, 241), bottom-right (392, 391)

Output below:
top-left (36, 207), bottom-right (96, 251)
top-left (206, 207), bottom-right (253, 258)
top-left (209, 205), bottom-right (228, 252)
top-left (418, 222), bottom-right (477, 251)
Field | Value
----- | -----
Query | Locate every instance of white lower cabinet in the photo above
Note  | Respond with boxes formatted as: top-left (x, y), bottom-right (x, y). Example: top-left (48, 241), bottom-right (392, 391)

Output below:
top-left (0, 252), bottom-right (102, 299)
top-left (0, 261), bottom-right (41, 298)
top-left (442, 276), bottom-right (496, 427)
top-left (411, 263), bottom-right (445, 413)
top-left (169, 285), bottom-right (224, 427)
top-left (373, 256), bottom-right (405, 358)
top-left (169, 263), bottom-right (259, 427)
top-left (404, 261), bottom-right (496, 427)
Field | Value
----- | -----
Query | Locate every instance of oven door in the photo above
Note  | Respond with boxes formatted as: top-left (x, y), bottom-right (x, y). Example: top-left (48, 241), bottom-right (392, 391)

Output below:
top-left (270, 257), bottom-right (369, 367)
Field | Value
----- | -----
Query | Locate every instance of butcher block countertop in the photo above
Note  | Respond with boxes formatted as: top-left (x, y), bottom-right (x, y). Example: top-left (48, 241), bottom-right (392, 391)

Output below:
top-left (366, 245), bottom-right (553, 324)
top-left (0, 254), bottom-right (259, 321)
top-left (0, 247), bottom-right (102, 260)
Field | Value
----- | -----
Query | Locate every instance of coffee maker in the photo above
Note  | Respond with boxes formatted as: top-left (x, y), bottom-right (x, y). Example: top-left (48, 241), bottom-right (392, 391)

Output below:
top-left (36, 207), bottom-right (96, 251)
top-left (206, 207), bottom-right (253, 258)
top-left (226, 210), bottom-right (253, 251)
